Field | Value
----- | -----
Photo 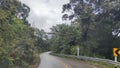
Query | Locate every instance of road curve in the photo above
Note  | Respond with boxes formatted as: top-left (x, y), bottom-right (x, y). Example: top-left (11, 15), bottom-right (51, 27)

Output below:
top-left (38, 52), bottom-right (94, 68)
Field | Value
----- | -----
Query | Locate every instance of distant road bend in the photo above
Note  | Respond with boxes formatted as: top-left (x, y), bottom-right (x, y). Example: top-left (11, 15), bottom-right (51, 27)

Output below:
top-left (38, 52), bottom-right (94, 68)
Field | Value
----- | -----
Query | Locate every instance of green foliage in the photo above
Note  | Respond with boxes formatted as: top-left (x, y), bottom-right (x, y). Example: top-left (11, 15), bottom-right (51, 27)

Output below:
top-left (70, 46), bottom-right (79, 55)
top-left (50, 23), bottom-right (81, 55)
top-left (50, 0), bottom-right (120, 60)
top-left (34, 29), bottom-right (50, 52)
top-left (0, 0), bottom-right (46, 68)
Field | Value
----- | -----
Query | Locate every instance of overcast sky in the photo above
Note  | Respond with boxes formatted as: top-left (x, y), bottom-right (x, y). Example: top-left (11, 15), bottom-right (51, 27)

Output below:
top-left (19, 0), bottom-right (69, 32)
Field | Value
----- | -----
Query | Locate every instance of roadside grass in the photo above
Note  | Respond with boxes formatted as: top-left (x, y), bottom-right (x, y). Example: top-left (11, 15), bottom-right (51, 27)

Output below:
top-left (29, 54), bottom-right (40, 68)
top-left (52, 53), bottom-right (120, 68)
top-left (82, 59), bottom-right (120, 68)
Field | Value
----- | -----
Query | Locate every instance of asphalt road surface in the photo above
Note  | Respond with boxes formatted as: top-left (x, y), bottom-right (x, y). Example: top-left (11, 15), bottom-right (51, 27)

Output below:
top-left (38, 52), bottom-right (94, 68)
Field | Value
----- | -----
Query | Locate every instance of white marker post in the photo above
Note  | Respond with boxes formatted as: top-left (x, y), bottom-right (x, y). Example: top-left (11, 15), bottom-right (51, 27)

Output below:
top-left (77, 47), bottom-right (80, 56)
top-left (115, 56), bottom-right (117, 62)
top-left (115, 56), bottom-right (117, 68)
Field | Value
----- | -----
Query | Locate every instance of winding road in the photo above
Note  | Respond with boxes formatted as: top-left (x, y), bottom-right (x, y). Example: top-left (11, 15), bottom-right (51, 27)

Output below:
top-left (38, 52), bottom-right (94, 68)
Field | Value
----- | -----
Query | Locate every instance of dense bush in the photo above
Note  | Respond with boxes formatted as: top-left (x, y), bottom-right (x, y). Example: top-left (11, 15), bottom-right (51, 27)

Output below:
top-left (0, 0), bottom-right (48, 68)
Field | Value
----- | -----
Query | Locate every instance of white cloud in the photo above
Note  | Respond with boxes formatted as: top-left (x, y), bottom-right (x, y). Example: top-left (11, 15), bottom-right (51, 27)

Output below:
top-left (19, 0), bottom-right (69, 32)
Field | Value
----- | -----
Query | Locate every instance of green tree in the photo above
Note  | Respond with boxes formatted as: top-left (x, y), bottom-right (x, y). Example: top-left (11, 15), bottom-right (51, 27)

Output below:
top-left (34, 29), bottom-right (50, 52)
top-left (0, 0), bottom-right (43, 68)
top-left (62, 0), bottom-right (120, 59)
top-left (50, 23), bottom-right (81, 55)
